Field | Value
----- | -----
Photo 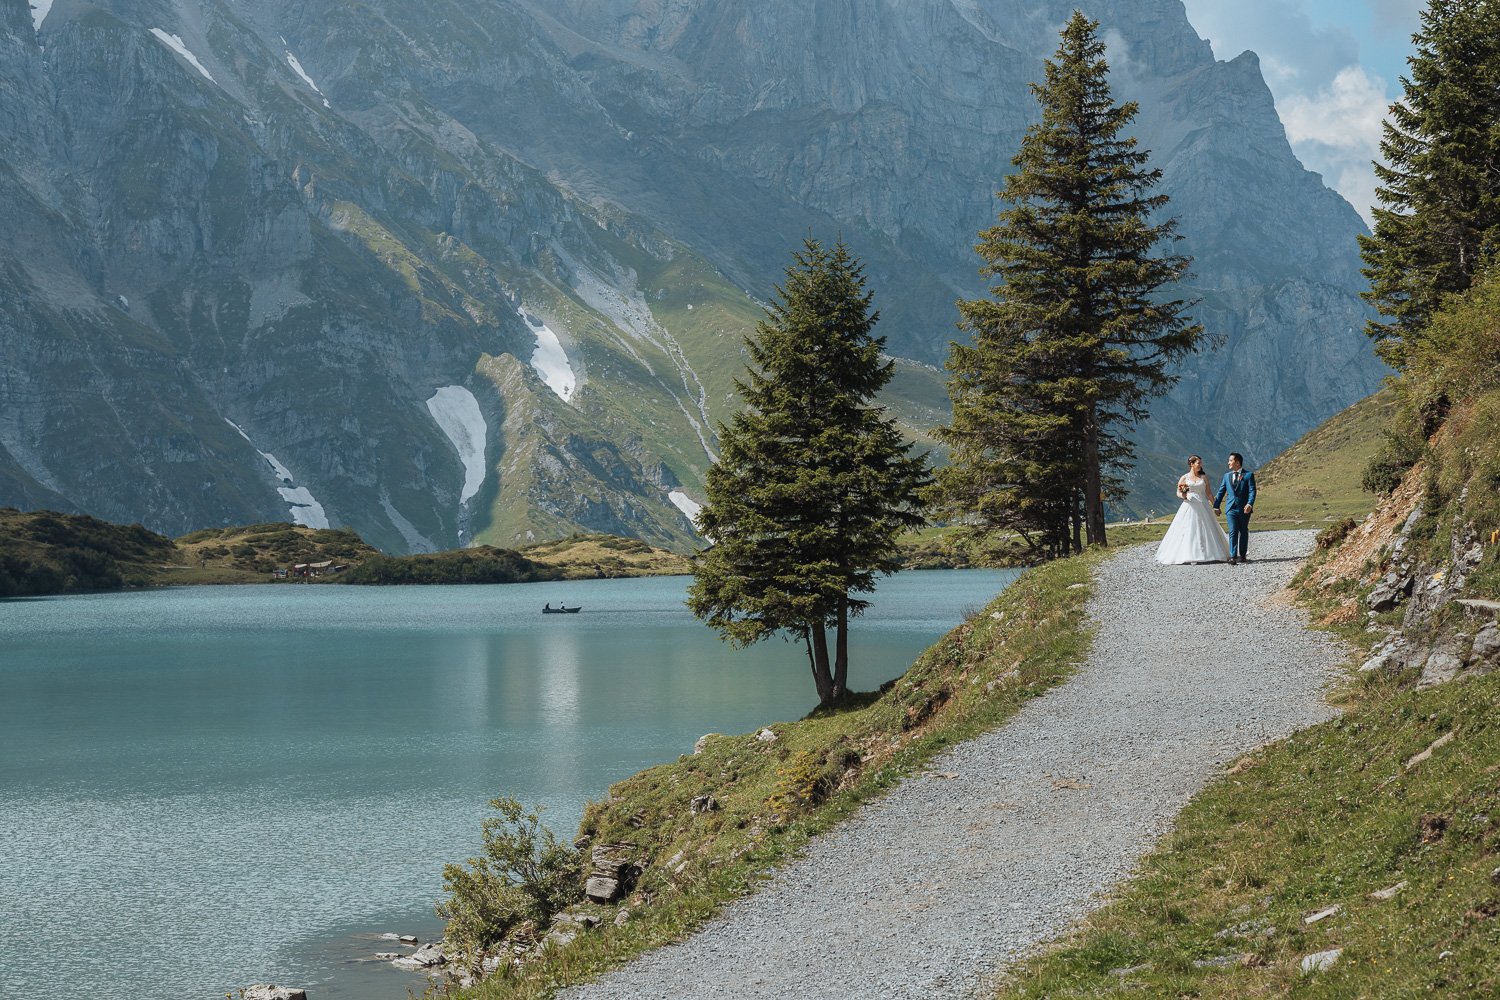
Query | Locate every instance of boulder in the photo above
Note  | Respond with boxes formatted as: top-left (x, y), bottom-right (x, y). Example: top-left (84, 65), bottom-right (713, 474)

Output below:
top-left (756, 727), bottom-right (778, 743)
top-left (1368, 577), bottom-right (1408, 612)
top-left (1369, 880), bottom-right (1407, 901)
top-left (243, 988), bottom-right (307, 1000)
top-left (1300, 949), bottom-right (1342, 974)
top-left (1469, 623), bottom-right (1500, 666)
top-left (1302, 904), bottom-right (1341, 925)
top-left (690, 794), bottom-right (720, 814)
top-left (1215, 918), bottom-right (1273, 939)
top-left (585, 843), bottom-right (639, 903)
top-left (693, 733), bottom-right (721, 754)
top-left (1418, 647), bottom-right (1465, 688)
top-left (542, 909), bottom-right (600, 949)
top-left (542, 926), bottom-right (578, 950)
top-left (1192, 954), bottom-right (1247, 969)
top-left (392, 942), bottom-right (445, 969)
top-left (1107, 963), bottom-right (1151, 977)
top-left (1405, 731), bottom-right (1456, 771)
top-left (585, 875), bottom-right (622, 902)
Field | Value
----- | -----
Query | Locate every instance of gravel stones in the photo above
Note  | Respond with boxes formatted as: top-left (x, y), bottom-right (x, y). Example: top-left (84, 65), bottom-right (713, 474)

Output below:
top-left (560, 531), bottom-right (1343, 1000)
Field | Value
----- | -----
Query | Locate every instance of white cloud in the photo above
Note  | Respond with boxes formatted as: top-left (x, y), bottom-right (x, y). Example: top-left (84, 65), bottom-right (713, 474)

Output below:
top-left (1277, 65), bottom-right (1389, 223)
top-left (1279, 65), bottom-right (1389, 151)
top-left (1178, 2), bottom-right (1404, 223)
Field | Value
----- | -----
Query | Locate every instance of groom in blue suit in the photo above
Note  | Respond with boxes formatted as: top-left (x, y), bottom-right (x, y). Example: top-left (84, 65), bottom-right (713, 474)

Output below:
top-left (1213, 452), bottom-right (1256, 564)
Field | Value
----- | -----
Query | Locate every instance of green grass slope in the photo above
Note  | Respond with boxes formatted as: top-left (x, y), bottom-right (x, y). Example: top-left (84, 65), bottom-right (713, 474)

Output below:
top-left (993, 667), bottom-right (1500, 999)
top-left (1256, 387), bottom-right (1397, 527)
top-left (3, 508), bottom-right (693, 595)
top-left (0, 507), bottom-right (179, 596)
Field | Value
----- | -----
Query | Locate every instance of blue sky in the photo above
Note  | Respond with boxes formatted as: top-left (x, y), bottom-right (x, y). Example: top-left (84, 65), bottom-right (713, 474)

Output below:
top-left (1178, 0), bottom-right (1426, 224)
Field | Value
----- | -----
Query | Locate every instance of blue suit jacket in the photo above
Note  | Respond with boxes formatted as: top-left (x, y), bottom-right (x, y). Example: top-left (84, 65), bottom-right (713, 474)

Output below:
top-left (1214, 470), bottom-right (1256, 513)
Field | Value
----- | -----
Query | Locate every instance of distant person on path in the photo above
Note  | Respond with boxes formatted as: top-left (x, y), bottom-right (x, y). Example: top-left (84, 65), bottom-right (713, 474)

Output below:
top-left (1213, 452), bottom-right (1257, 565)
top-left (1154, 455), bottom-right (1231, 565)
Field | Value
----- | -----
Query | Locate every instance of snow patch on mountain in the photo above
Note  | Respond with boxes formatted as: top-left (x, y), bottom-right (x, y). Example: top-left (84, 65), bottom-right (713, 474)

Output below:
top-left (285, 51), bottom-right (331, 108)
top-left (29, 0), bottom-right (53, 33)
top-left (668, 490), bottom-right (703, 529)
top-left (425, 386), bottom-right (488, 503)
top-left (278, 487), bottom-right (329, 529)
top-left (523, 312), bottom-right (578, 402)
top-left (224, 418), bottom-right (328, 527)
top-left (149, 29), bottom-right (216, 85)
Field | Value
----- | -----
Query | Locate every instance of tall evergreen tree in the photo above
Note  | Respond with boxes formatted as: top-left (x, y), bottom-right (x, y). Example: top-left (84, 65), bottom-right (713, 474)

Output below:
top-left (687, 239), bottom-right (929, 705)
top-left (937, 11), bottom-right (1201, 551)
top-left (1360, 0), bottom-right (1500, 369)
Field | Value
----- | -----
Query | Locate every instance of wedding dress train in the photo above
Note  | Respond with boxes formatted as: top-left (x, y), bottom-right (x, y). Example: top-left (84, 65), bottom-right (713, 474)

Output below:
top-left (1155, 476), bottom-right (1231, 564)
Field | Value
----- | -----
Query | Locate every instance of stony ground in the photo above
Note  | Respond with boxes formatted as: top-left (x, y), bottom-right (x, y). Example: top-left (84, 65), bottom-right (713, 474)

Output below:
top-left (560, 531), bottom-right (1347, 1000)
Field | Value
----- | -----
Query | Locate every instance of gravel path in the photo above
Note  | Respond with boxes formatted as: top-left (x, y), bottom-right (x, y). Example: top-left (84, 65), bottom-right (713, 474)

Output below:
top-left (561, 530), bottom-right (1346, 1000)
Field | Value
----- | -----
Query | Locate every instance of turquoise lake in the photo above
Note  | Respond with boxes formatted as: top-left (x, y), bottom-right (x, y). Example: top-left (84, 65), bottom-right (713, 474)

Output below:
top-left (0, 569), bottom-right (1018, 1000)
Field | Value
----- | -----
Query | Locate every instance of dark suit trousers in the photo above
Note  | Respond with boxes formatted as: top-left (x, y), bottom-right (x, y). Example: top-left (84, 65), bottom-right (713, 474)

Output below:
top-left (1226, 509), bottom-right (1250, 558)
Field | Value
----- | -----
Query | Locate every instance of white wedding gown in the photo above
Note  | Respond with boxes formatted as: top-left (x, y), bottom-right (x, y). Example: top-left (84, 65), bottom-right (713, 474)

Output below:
top-left (1155, 476), bottom-right (1231, 564)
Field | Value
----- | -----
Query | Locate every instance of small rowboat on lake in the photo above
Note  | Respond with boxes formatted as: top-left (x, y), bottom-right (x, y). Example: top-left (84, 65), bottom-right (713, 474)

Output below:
top-left (542, 605), bottom-right (582, 614)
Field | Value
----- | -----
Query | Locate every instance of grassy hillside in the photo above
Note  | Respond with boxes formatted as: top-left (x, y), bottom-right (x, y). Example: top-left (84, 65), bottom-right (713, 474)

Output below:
top-left (2, 511), bottom-right (693, 595)
top-left (0, 507), bottom-right (180, 596)
top-left (341, 546), bottom-right (548, 585)
top-left (520, 533), bottom-right (692, 578)
top-left (175, 523), bottom-right (380, 582)
top-left (1255, 387), bottom-right (1397, 527)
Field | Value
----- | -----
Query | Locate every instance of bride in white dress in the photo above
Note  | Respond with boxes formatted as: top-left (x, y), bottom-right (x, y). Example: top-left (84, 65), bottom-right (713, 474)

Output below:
top-left (1155, 455), bottom-right (1231, 565)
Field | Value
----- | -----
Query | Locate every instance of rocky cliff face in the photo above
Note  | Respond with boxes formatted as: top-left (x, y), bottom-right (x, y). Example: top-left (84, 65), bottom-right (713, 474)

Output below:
top-left (0, 0), bottom-right (1384, 547)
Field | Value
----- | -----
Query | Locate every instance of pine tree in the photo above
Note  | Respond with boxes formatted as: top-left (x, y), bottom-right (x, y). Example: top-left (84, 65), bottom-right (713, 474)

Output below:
top-left (1360, 0), bottom-right (1500, 368)
top-left (937, 11), bottom-right (1201, 551)
top-left (687, 239), bottom-right (929, 705)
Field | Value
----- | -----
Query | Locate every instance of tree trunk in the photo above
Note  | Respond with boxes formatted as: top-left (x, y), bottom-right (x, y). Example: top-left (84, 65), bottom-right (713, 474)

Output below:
top-left (803, 629), bottom-right (823, 700)
top-left (1083, 416), bottom-right (1107, 546)
top-left (832, 594), bottom-right (849, 700)
top-left (810, 622), bottom-right (835, 704)
top-left (1071, 492), bottom-right (1084, 555)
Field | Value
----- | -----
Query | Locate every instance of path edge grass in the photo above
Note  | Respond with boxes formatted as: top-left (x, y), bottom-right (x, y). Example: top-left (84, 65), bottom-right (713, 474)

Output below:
top-left (448, 551), bottom-right (1104, 999)
top-left (985, 550), bottom-right (1500, 999)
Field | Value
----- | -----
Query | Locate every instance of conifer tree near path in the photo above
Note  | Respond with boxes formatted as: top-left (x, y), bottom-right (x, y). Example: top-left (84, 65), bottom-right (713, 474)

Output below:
top-left (1360, 0), bottom-right (1500, 369)
top-left (688, 239), bottom-right (929, 706)
top-left (937, 12), bottom-right (1202, 552)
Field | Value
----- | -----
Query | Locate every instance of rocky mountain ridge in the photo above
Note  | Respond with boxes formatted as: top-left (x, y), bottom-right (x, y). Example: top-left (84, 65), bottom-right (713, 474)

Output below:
top-left (0, 0), bottom-right (1385, 549)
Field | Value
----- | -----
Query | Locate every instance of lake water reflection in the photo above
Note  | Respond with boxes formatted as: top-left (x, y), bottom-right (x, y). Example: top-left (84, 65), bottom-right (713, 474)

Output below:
top-left (0, 569), bottom-right (1017, 999)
